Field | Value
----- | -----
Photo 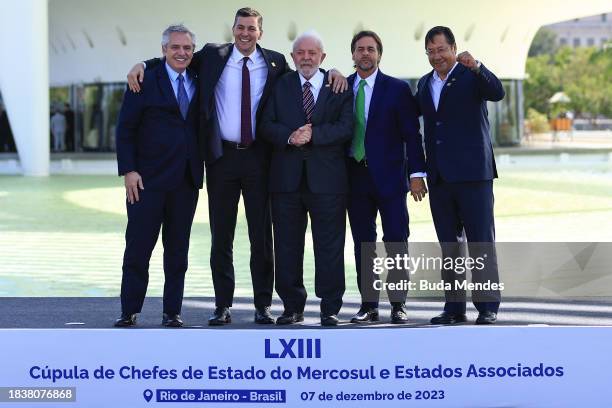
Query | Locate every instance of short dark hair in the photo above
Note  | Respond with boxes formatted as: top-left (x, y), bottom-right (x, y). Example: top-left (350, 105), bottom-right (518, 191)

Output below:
top-left (234, 7), bottom-right (263, 31)
top-left (351, 30), bottom-right (383, 56)
top-left (424, 26), bottom-right (455, 49)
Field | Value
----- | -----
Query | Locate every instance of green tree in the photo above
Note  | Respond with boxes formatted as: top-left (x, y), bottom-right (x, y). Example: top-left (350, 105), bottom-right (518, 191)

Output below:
top-left (524, 46), bottom-right (612, 118)
top-left (528, 28), bottom-right (558, 57)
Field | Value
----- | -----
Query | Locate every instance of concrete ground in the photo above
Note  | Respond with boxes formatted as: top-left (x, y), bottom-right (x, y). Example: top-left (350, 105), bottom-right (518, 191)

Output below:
top-left (1, 296), bottom-right (611, 329)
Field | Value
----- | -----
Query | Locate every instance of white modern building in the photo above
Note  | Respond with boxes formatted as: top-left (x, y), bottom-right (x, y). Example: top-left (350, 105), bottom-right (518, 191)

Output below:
top-left (0, 0), bottom-right (611, 175)
top-left (546, 12), bottom-right (611, 48)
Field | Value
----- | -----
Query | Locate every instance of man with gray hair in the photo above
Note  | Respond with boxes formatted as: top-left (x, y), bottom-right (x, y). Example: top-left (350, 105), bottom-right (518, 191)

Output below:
top-left (261, 31), bottom-right (353, 326)
top-left (114, 24), bottom-right (203, 328)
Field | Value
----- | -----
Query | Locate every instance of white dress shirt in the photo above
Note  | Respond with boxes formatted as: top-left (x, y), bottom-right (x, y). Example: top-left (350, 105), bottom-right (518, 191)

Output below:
top-left (165, 62), bottom-right (195, 102)
top-left (215, 46), bottom-right (268, 142)
top-left (352, 69), bottom-right (425, 178)
top-left (429, 62), bottom-right (458, 111)
top-left (298, 70), bottom-right (324, 103)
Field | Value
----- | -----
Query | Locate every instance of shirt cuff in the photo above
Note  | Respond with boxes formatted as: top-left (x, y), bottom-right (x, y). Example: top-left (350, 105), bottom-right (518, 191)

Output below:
top-left (142, 62), bottom-right (146, 69)
top-left (409, 172), bottom-right (427, 178)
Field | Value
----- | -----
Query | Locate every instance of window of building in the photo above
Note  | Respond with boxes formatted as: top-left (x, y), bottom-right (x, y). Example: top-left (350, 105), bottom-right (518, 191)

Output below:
top-left (587, 38), bottom-right (595, 46)
top-left (602, 38), bottom-right (609, 46)
top-left (602, 14), bottom-right (607, 22)
top-left (559, 38), bottom-right (568, 46)
top-left (573, 38), bottom-right (581, 47)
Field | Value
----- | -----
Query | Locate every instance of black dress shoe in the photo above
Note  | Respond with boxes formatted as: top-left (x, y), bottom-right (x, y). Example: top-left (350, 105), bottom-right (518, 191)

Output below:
top-left (391, 305), bottom-right (409, 324)
top-left (350, 307), bottom-right (379, 323)
top-left (320, 314), bottom-right (339, 326)
top-left (475, 311), bottom-right (497, 325)
top-left (254, 306), bottom-right (274, 324)
top-left (430, 311), bottom-right (467, 325)
top-left (162, 313), bottom-right (183, 327)
top-left (276, 311), bottom-right (304, 325)
top-left (114, 313), bottom-right (137, 327)
top-left (208, 307), bottom-right (231, 326)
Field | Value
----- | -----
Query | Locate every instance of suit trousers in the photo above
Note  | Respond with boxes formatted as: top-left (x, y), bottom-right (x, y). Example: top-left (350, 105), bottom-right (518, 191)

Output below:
top-left (120, 171), bottom-right (199, 315)
top-left (347, 160), bottom-right (410, 308)
top-left (271, 176), bottom-right (346, 316)
top-left (206, 142), bottom-right (274, 308)
top-left (428, 179), bottom-right (500, 314)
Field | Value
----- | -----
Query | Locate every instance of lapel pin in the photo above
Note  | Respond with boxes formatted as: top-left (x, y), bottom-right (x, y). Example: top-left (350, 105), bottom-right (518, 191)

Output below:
top-left (446, 83), bottom-right (452, 87)
top-left (271, 62), bottom-right (276, 67)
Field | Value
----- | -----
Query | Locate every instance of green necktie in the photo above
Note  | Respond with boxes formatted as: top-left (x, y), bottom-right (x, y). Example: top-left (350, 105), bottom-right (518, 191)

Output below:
top-left (352, 79), bottom-right (367, 162)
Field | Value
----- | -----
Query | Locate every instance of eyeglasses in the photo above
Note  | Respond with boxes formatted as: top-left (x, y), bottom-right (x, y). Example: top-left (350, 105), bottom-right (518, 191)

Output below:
top-left (425, 47), bottom-right (451, 56)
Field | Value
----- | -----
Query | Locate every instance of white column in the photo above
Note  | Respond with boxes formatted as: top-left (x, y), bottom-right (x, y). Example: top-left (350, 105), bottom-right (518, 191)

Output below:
top-left (0, 0), bottom-right (49, 176)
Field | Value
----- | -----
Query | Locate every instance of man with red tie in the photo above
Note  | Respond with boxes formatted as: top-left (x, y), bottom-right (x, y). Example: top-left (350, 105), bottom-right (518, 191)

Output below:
top-left (127, 8), bottom-right (347, 326)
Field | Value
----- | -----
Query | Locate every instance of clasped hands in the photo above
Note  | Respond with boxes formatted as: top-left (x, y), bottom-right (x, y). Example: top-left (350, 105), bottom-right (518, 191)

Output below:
top-left (289, 124), bottom-right (312, 147)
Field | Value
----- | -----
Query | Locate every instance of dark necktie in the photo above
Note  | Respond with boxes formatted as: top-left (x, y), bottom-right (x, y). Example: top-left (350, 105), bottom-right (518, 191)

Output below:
top-left (302, 81), bottom-right (314, 124)
top-left (177, 74), bottom-right (189, 120)
top-left (241, 56), bottom-right (253, 146)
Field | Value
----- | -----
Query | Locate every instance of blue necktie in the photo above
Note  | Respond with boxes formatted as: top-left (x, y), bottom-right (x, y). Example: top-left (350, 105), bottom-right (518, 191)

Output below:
top-left (177, 74), bottom-right (189, 119)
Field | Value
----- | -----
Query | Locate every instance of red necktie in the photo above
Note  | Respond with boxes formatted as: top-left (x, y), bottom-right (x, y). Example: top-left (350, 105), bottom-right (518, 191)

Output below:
top-left (240, 57), bottom-right (253, 146)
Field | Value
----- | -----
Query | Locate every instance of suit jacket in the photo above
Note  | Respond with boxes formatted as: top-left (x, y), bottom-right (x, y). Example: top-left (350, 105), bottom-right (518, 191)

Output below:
top-left (260, 71), bottom-right (354, 194)
top-left (348, 70), bottom-right (426, 198)
top-left (415, 63), bottom-right (504, 184)
top-left (146, 43), bottom-right (290, 164)
top-left (116, 63), bottom-right (203, 190)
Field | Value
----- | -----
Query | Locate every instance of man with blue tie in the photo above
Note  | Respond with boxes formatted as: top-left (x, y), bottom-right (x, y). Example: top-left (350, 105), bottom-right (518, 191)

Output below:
top-left (346, 31), bottom-right (427, 324)
top-left (114, 25), bottom-right (203, 328)
top-left (415, 26), bottom-right (504, 325)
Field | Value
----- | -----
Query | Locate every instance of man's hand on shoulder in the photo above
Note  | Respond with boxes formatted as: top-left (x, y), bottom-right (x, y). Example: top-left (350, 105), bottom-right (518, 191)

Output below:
top-left (124, 171), bottom-right (144, 204)
top-left (328, 69), bottom-right (348, 93)
top-left (127, 63), bottom-right (146, 93)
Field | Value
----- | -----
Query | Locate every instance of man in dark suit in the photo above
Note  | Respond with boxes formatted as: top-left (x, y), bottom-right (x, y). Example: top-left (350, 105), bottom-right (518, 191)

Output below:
top-left (346, 31), bottom-right (427, 324)
top-left (415, 26), bottom-right (504, 325)
top-left (261, 31), bottom-right (353, 326)
top-left (127, 8), bottom-right (346, 326)
top-left (114, 25), bottom-right (203, 328)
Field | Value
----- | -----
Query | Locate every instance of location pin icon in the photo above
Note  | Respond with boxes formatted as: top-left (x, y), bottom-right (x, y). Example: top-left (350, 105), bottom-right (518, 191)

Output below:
top-left (143, 389), bottom-right (153, 403)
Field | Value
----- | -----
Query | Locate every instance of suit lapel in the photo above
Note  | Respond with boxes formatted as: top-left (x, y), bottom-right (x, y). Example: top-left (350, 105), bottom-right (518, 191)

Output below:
top-left (213, 43), bottom-right (233, 84)
top-left (420, 70), bottom-right (436, 116)
top-left (257, 45), bottom-right (277, 119)
top-left (436, 63), bottom-right (465, 115)
top-left (310, 71), bottom-right (330, 124)
top-left (365, 71), bottom-right (386, 136)
top-left (187, 69), bottom-right (199, 117)
top-left (157, 61), bottom-right (180, 113)
top-left (291, 72), bottom-right (306, 122)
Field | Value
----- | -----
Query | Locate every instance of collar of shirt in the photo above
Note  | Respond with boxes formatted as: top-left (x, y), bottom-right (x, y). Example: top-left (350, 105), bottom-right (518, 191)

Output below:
top-left (429, 62), bottom-right (458, 111)
top-left (353, 68), bottom-right (378, 93)
top-left (230, 45), bottom-right (263, 67)
top-left (298, 70), bottom-right (324, 102)
top-left (432, 61), bottom-right (459, 84)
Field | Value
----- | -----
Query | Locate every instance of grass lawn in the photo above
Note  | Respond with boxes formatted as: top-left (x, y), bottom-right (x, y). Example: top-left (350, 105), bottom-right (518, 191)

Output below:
top-left (1, 163), bottom-right (611, 296)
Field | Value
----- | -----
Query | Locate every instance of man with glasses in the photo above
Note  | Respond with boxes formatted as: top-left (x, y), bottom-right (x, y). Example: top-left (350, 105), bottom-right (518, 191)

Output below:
top-left (415, 26), bottom-right (504, 325)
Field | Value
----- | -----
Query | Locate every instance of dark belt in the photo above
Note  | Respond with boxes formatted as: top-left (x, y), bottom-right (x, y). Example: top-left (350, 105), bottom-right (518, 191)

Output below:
top-left (222, 140), bottom-right (254, 150)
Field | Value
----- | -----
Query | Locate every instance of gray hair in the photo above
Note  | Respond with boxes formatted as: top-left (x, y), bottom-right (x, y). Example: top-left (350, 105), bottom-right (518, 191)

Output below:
top-left (161, 24), bottom-right (196, 47)
top-left (292, 30), bottom-right (324, 52)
